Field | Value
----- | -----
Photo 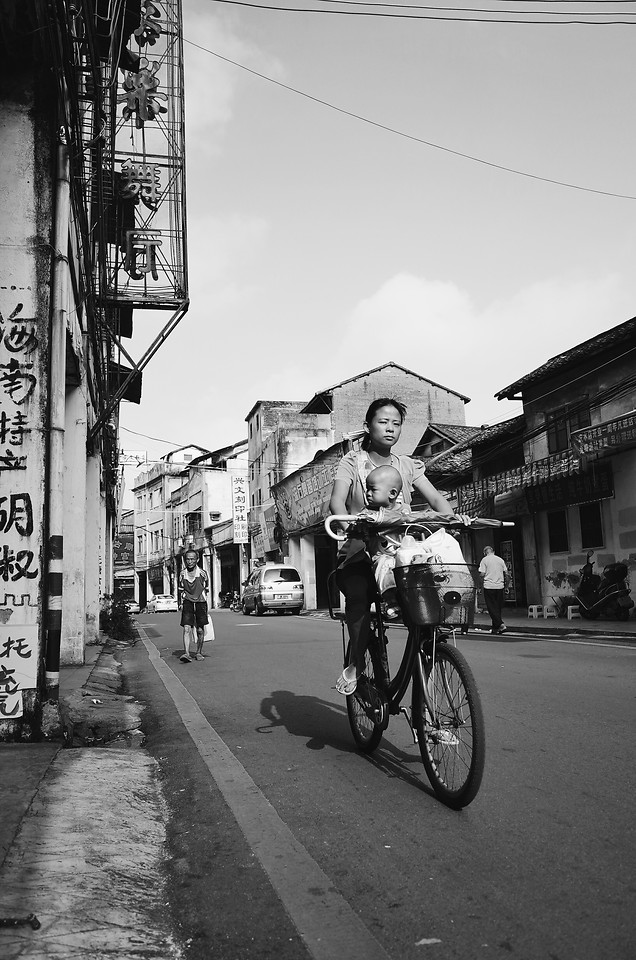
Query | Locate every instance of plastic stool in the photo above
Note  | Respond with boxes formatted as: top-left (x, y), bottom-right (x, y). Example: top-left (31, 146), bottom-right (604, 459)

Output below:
top-left (543, 605), bottom-right (558, 618)
top-left (527, 605), bottom-right (543, 618)
top-left (567, 605), bottom-right (581, 620)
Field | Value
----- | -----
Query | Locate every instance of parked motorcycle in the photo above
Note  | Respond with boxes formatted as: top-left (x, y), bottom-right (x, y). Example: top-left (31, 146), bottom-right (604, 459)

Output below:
top-left (575, 552), bottom-right (634, 621)
top-left (219, 590), bottom-right (241, 610)
top-left (229, 591), bottom-right (241, 612)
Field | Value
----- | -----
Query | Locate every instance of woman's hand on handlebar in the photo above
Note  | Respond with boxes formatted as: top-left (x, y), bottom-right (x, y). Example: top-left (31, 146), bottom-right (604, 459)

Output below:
top-left (454, 513), bottom-right (474, 526)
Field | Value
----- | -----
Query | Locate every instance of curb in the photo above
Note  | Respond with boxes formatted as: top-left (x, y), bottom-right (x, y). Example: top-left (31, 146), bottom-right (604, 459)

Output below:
top-left (299, 610), bottom-right (636, 642)
top-left (56, 635), bottom-right (146, 747)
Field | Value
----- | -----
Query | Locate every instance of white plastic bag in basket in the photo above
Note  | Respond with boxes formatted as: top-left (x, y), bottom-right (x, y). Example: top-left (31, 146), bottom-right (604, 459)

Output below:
top-left (395, 529), bottom-right (466, 567)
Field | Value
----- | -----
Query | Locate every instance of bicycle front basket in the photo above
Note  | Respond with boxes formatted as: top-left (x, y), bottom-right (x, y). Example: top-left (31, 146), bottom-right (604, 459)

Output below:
top-left (393, 563), bottom-right (480, 626)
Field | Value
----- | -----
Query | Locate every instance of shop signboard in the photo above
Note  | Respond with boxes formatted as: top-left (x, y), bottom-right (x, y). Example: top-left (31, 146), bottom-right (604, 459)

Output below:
top-left (571, 411), bottom-right (636, 457)
top-left (231, 475), bottom-right (248, 544)
top-left (273, 447), bottom-right (344, 536)
top-left (500, 540), bottom-right (517, 603)
top-left (113, 530), bottom-right (134, 567)
top-left (262, 505), bottom-right (278, 552)
top-left (148, 564), bottom-right (163, 583)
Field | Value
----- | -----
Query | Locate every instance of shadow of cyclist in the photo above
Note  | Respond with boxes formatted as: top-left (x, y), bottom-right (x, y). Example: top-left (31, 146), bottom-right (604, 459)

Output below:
top-left (258, 689), bottom-right (347, 751)
top-left (257, 689), bottom-right (423, 792)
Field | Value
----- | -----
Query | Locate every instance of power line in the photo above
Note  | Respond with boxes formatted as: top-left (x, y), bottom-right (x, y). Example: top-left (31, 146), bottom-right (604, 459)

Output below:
top-left (184, 38), bottom-right (636, 201)
top-left (210, 0), bottom-right (636, 23)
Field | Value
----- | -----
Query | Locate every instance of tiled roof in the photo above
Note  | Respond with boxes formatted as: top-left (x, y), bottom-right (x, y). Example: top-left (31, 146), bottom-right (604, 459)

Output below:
top-left (424, 423), bottom-right (483, 444)
top-left (466, 415), bottom-right (525, 448)
top-left (496, 316), bottom-right (636, 399)
top-left (425, 448), bottom-right (473, 478)
top-left (423, 416), bottom-right (525, 478)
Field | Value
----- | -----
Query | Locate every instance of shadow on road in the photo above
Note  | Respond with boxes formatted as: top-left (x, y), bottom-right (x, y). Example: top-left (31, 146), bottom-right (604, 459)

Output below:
top-left (258, 689), bottom-right (431, 795)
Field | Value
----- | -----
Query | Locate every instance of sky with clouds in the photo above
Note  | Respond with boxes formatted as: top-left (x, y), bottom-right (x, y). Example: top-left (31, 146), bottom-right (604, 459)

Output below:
top-left (119, 0), bottom-right (636, 481)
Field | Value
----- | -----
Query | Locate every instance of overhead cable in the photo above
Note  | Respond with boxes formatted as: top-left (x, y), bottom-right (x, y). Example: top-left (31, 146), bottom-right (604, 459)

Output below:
top-left (211, 0), bottom-right (636, 24)
top-left (184, 39), bottom-right (636, 200)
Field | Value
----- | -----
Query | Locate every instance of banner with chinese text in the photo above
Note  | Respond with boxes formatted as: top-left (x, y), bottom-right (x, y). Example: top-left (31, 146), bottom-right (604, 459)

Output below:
top-left (232, 476), bottom-right (248, 544)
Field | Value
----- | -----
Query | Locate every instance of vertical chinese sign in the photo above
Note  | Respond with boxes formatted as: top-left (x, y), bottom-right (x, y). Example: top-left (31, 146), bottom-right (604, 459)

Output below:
top-left (0, 296), bottom-right (46, 720)
top-left (231, 476), bottom-right (248, 545)
top-left (103, 0), bottom-right (187, 311)
top-left (500, 540), bottom-right (517, 603)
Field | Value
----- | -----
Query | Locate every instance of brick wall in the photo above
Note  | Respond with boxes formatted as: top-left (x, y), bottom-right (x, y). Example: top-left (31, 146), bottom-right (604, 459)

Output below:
top-left (331, 368), bottom-right (467, 455)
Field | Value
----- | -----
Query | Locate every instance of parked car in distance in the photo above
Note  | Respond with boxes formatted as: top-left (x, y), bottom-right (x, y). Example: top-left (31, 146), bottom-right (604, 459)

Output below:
top-left (125, 599), bottom-right (140, 614)
top-left (241, 563), bottom-right (304, 616)
top-left (146, 594), bottom-right (179, 614)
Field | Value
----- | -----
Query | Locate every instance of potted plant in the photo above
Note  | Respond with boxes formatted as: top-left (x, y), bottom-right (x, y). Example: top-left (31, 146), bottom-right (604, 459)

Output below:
top-left (544, 570), bottom-right (581, 616)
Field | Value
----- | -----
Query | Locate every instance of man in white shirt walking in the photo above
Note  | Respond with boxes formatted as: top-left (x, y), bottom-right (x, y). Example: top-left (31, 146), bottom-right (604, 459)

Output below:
top-left (479, 546), bottom-right (510, 635)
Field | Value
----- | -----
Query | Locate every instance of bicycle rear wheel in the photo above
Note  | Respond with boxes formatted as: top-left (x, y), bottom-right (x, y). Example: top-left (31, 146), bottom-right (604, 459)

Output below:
top-left (345, 640), bottom-right (387, 754)
top-left (412, 637), bottom-right (485, 808)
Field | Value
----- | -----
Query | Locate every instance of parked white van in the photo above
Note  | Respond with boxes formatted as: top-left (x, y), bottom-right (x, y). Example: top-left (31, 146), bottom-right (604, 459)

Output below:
top-left (241, 563), bottom-right (304, 616)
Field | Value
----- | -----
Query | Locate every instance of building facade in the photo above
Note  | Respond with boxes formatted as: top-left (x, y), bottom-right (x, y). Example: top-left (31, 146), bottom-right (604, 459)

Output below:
top-left (132, 446), bottom-right (210, 608)
top-left (168, 441), bottom-right (250, 605)
top-left (427, 318), bottom-right (636, 616)
top-left (260, 363), bottom-right (471, 609)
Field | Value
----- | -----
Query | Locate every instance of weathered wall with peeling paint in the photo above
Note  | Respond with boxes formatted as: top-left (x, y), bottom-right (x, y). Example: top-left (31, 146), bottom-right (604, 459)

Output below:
top-left (0, 68), bottom-right (53, 736)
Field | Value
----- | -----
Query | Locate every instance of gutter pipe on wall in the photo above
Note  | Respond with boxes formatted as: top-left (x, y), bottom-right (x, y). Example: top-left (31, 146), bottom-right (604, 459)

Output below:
top-left (44, 139), bottom-right (69, 697)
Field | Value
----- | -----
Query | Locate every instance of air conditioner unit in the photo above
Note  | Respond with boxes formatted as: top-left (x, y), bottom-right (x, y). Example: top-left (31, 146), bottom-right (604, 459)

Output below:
top-left (209, 511), bottom-right (221, 521)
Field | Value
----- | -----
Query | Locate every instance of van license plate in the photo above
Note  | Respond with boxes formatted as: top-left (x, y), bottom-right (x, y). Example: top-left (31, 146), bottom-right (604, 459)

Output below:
top-left (275, 594), bottom-right (291, 600)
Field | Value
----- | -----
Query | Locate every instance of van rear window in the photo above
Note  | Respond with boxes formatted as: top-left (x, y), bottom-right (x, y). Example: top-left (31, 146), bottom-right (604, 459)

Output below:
top-left (263, 569), bottom-right (300, 583)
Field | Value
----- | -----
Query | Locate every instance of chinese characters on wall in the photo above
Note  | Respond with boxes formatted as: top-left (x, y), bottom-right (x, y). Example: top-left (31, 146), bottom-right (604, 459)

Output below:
top-left (0, 302), bottom-right (44, 719)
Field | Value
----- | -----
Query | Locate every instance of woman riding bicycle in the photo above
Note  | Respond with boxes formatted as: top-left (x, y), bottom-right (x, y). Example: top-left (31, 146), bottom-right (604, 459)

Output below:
top-left (329, 397), bottom-right (460, 695)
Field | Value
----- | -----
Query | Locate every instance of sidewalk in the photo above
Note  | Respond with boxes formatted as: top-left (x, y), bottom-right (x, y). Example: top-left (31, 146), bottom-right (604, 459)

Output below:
top-left (0, 637), bottom-right (178, 959)
top-left (0, 641), bottom-right (101, 875)
top-left (472, 606), bottom-right (636, 639)
top-left (303, 606), bottom-right (636, 641)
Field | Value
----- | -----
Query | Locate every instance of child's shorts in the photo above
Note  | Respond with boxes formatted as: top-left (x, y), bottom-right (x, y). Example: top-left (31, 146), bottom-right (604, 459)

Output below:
top-left (181, 599), bottom-right (208, 628)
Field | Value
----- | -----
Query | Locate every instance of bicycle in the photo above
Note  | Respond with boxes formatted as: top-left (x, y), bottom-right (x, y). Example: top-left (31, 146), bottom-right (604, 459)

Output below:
top-left (324, 513), bottom-right (514, 809)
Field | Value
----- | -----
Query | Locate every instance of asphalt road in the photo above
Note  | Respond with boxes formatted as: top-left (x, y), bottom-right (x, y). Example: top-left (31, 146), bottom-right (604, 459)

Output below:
top-left (123, 609), bottom-right (636, 960)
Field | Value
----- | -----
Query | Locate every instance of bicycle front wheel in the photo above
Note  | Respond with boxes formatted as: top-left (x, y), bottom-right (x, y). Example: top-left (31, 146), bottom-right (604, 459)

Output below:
top-left (345, 641), bottom-right (386, 754)
top-left (412, 638), bottom-right (485, 808)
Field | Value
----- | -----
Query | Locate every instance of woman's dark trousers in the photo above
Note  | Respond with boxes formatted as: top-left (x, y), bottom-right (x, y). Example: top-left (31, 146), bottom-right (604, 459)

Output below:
top-left (336, 561), bottom-right (376, 671)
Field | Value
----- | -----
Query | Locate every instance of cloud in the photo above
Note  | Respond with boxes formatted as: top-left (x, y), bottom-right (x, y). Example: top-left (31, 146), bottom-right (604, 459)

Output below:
top-left (260, 271), bottom-right (631, 427)
top-left (121, 266), bottom-right (632, 475)
top-left (183, 7), bottom-right (285, 154)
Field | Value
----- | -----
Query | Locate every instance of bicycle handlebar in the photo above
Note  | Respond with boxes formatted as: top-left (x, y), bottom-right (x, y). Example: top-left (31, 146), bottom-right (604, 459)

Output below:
top-left (324, 513), bottom-right (514, 542)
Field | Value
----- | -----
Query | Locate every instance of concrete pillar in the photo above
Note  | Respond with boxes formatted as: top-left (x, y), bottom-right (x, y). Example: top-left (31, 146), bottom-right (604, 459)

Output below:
top-left (61, 385), bottom-right (87, 664)
top-left (300, 535), bottom-right (316, 610)
top-left (288, 536), bottom-right (301, 572)
top-left (212, 548), bottom-right (222, 607)
top-left (522, 515), bottom-right (542, 604)
top-left (85, 453), bottom-right (101, 644)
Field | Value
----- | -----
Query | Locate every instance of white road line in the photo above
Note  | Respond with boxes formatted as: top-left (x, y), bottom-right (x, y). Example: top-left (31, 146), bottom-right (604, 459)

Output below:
top-left (138, 630), bottom-right (391, 960)
top-left (528, 636), bottom-right (636, 650)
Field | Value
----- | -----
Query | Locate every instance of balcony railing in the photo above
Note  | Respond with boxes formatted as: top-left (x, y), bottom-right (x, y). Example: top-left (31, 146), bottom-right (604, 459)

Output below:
top-left (457, 450), bottom-right (581, 508)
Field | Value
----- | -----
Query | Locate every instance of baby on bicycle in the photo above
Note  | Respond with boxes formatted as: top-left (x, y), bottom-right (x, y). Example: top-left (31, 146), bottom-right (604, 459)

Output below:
top-left (360, 465), bottom-right (415, 617)
top-left (361, 465), bottom-right (467, 618)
